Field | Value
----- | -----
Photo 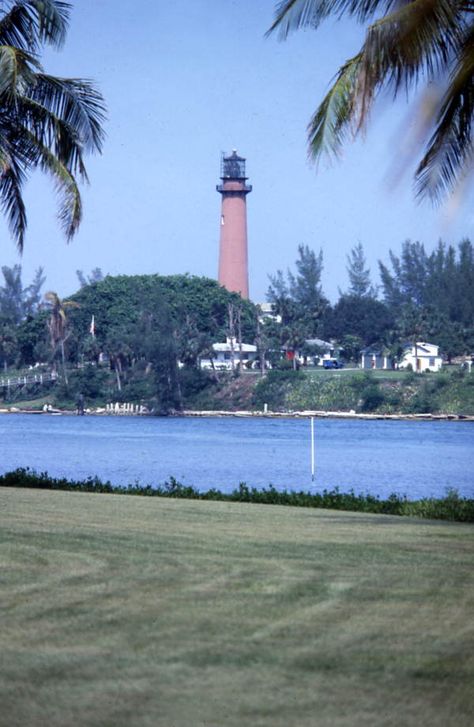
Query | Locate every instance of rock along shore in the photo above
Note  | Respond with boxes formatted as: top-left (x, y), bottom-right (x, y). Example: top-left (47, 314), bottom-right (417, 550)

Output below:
top-left (180, 409), bottom-right (474, 422)
top-left (1, 407), bottom-right (473, 422)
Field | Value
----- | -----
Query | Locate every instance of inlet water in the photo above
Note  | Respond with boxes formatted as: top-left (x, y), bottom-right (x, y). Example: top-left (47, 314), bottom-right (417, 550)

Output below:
top-left (1, 414), bottom-right (473, 499)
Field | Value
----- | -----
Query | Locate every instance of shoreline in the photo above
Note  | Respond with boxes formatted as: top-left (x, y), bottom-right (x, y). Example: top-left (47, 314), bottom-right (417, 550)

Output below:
top-left (180, 409), bottom-right (474, 421)
top-left (2, 406), bottom-right (474, 422)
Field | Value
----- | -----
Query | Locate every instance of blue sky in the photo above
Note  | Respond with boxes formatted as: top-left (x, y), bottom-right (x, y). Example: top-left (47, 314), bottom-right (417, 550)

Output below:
top-left (2, 0), bottom-right (473, 302)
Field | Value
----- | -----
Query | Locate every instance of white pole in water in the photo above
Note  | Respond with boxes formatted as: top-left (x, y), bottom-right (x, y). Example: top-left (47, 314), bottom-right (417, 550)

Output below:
top-left (311, 416), bottom-right (315, 482)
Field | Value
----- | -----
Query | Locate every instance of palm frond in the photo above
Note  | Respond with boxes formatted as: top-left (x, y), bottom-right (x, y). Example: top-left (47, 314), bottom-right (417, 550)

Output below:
top-left (0, 2), bottom-right (104, 249)
top-left (0, 44), bottom-right (38, 96)
top-left (16, 96), bottom-right (88, 178)
top-left (0, 156), bottom-right (27, 251)
top-left (415, 25), bottom-right (474, 202)
top-left (29, 74), bottom-right (106, 153)
top-left (359, 0), bottom-right (465, 108)
top-left (0, 1), bottom-right (70, 52)
top-left (29, 131), bottom-right (82, 239)
top-left (307, 54), bottom-right (362, 161)
top-left (267, 0), bottom-right (396, 38)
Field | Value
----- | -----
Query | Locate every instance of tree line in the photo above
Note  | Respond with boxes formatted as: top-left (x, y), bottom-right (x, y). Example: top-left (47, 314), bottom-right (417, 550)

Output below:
top-left (0, 269), bottom-right (257, 411)
top-left (0, 237), bottom-right (473, 410)
top-left (266, 239), bottom-right (474, 363)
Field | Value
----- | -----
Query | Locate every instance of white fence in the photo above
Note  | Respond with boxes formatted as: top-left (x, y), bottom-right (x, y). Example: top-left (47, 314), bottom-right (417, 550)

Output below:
top-left (0, 371), bottom-right (58, 389)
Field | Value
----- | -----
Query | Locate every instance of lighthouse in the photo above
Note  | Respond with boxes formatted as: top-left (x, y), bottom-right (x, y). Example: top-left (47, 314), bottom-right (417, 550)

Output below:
top-left (217, 150), bottom-right (252, 299)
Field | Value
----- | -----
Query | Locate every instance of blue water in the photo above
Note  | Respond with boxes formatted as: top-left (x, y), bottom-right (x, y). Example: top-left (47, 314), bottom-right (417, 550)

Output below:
top-left (0, 414), bottom-right (473, 499)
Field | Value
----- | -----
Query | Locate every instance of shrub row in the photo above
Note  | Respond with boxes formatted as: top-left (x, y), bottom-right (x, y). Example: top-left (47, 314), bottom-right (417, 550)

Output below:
top-left (1, 468), bottom-right (473, 523)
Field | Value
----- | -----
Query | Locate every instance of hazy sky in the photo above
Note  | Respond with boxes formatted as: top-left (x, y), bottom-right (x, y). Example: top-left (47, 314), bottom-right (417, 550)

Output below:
top-left (2, 0), bottom-right (473, 302)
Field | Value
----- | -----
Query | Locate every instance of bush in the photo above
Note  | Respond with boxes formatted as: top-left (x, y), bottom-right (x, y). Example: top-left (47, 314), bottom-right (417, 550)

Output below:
top-left (359, 383), bottom-right (385, 412)
top-left (2, 468), bottom-right (473, 522)
top-left (54, 365), bottom-right (109, 404)
top-left (253, 367), bottom-right (304, 410)
top-left (178, 367), bottom-right (214, 401)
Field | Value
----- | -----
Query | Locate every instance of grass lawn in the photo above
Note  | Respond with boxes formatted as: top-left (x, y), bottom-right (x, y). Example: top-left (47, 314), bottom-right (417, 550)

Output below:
top-left (303, 368), bottom-right (413, 382)
top-left (1, 489), bottom-right (473, 727)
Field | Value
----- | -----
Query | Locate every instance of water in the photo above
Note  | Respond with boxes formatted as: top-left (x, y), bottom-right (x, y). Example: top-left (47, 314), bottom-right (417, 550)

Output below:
top-left (0, 414), bottom-right (473, 499)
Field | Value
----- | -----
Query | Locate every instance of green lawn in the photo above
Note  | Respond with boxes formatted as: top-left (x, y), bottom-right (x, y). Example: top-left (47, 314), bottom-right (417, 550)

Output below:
top-left (1, 489), bottom-right (473, 727)
top-left (303, 367), bottom-right (413, 381)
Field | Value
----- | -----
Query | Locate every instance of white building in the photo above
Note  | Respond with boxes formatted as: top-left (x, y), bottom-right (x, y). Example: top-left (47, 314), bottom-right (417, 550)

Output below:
top-left (200, 337), bottom-right (257, 371)
top-left (360, 347), bottom-right (393, 370)
top-left (257, 302), bottom-right (281, 324)
top-left (399, 342), bottom-right (443, 372)
top-left (303, 338), bottom-right (342, 366)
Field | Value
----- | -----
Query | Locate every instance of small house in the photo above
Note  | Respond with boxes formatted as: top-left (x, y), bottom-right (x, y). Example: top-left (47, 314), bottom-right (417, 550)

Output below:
top-left (399, 342), bottom-right (442, 373)
top-left (360, 347), bottom-right (394, 370)
top-left (303, 338), bottom-right (342, 366)
top-left (200, 337), bottom-right (257, 371)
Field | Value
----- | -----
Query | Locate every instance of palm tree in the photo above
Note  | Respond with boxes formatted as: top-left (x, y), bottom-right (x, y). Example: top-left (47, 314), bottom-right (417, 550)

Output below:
top-left (45, 290), bottom-right (78, 384)
top-left (268, 0), bottom-right (474, 203)
top-left (0, 1), bottom-right (106, 251)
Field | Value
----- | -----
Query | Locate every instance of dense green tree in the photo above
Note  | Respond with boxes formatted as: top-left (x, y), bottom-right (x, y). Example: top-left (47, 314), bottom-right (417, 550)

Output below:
top-left (68, 274), bottom-right (257, 350)
top-left (267, 245), bottom-right (329, 337)
top-left (266, 270), bottom-right (297, 325)
top-left (44, 291), bottom-right (78, 383)
top-left (339, 334), bottom-right (365, 364)
top-left (0, 265), bottom-right (23, 324)
top-left (269, 0), bottom-right (474, 202)
top-left (15, 310), bottom-right (48, 366)
top-left (76, 268), bottom-right (105, 288)
top-left (288, 244), bottom-right (327, 318)
top-left (379, 241), bottom-right (429, 309)
top-left (326, 294), bottom-right (393, 346)
top-left (64, 274), bottom-right (257, 410)
top-left (345, 243), bottom-right (375, 298)
top-left (0, 0), bottom-right (106, 250)
top-left (379, 239), bottom-right (474, 354)
top-left (0, 265), bottom-right (45, 324)
top-left (0, 321), bottom-right (18, 369)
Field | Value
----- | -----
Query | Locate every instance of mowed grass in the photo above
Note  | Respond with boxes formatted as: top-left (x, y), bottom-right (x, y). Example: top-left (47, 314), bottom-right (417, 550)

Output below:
top-left (1, 489), bottom-right (473, 727)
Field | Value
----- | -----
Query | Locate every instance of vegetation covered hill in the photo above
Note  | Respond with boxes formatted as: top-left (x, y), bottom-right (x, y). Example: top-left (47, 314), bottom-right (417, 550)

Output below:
top-left (1, 239), bottom-right (474, 415)
top-left (253, 367), bottom-right (474, 416)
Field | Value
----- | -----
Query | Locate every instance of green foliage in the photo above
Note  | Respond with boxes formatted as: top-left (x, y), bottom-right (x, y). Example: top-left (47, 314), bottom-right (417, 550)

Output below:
top-left (327, 295), bottom-right (393, 346)
top-left (267, 244), bottom-right (329, 338)
top-left (380, 240), bottom-right (474, 357)
top-left (359, 382), bottom-right (385, 413)
top-left (269, 1), bottom-right (474, 203)
top-left (0, 265), bottom-right (46, 324)
top-left (255, 369), bottom-right (474, 416)
top-left (0, 1), bottom-right (106, 251)
top-left (285, 374), bottom-right (360, 412)
top-left (253, 367), bottom-right (304, 409)
top-left (178, 367), bottom-right (215, 401)
top-left (69, 274), bottom-right (256, 350)
top-left (345, 243), bottom-right (375, 298)
top-left (2, 468), bottom-right (473, 522)
top-left (54, 365), bottom-right (109, 404)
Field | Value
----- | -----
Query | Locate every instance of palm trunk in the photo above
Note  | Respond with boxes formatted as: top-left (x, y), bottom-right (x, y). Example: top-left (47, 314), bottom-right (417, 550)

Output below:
top-left (60, 339), bottom-right (68, 385)
top-left (237, 307), bottom-right (243, 374)
top-left (228, 303), bottom-right (236, 373)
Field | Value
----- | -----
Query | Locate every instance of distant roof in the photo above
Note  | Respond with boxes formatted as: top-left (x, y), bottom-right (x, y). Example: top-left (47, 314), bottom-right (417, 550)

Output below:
top-left (402, 341), bottom-right (439, 353)
top-left (213, 337), bottom-right (256, 353)
top-left (305, 338), bottom-right (332, 349)
top-left (213, 343), bottom-right (257, 353)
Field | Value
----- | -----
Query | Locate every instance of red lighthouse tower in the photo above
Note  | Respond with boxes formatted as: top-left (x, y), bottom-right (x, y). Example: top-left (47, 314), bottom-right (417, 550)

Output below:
top-left (217, 150), bottom-right (252, 299)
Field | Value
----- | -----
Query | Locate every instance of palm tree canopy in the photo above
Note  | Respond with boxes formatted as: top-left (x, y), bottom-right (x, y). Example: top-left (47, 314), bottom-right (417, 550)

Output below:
top-left (0, 1), bottom-right (106, 251)
top-left (268, 0), bottom-right (474, 203)
top-left (45, 289), bottom-right (78, 345)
